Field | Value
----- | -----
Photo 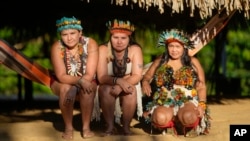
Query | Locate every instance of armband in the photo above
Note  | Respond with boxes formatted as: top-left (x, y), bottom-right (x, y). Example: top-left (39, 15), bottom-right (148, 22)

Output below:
top-left (198, 101), bottom-right (206, 110)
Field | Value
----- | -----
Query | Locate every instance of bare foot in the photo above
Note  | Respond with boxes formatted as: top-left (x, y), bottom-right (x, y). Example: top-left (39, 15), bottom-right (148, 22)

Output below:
top-left (62, 129), bottom-right (73, 140)
top-left (82, 129), bottom-right (95, 138)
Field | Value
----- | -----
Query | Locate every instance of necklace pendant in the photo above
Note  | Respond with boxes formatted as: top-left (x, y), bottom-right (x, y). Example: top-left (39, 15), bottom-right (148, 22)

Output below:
top-left (116, 59), bottom-right (123, 66)
top-left (69, 57), bottom-right (79, 74)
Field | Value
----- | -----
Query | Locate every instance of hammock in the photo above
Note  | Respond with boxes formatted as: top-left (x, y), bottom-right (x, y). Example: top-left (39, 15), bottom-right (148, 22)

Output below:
top-left (0, 39), bottom-right (51, 87)
top-left (0, 8), bottom-right (236, 86)
top-left (188, 8), bottom-right (236, 56)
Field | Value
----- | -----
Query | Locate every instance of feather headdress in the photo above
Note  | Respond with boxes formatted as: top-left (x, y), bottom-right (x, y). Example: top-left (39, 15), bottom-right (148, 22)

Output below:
top-left (106, 19), bottom-right (135, 35)
top-left (158, 29), bottom-right (195, 50)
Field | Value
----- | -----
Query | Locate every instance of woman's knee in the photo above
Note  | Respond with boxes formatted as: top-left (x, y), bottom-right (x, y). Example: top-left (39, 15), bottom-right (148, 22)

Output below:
top-left (60, 85), bottom-right (72, 94)
top-left (121, 91), bottom-right (137, 103)
top-left (152, 106), bottom-right (173, 126)
top-left (98, 85), bottom-right (115, 104)
top-left (51, 82), bottom-right (71, 96)
top-left (98, 85), bottom-right (111, 97)
top-left (177, 104), bottom-right (199, 126)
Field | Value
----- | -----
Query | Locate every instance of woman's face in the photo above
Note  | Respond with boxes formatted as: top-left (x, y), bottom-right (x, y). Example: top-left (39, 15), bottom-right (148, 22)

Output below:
top-left (111, 32), bottom-right (129, 52)
top-left (167, 41), bottom-right (184, 60)
top-left (60, 29), bottom-right (81, 49)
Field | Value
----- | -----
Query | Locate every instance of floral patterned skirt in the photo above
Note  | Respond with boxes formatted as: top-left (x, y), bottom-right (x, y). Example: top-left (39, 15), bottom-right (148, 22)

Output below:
top-left (145, 85), bottom-right (211, 135)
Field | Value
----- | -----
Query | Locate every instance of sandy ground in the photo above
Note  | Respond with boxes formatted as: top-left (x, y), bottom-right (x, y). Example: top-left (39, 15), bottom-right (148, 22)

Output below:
top-left (0, 97), bottom-right (250, 141)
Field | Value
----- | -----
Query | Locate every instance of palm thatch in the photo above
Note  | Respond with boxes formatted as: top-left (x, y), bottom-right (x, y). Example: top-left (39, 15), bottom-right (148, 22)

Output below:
top-left (88, 0), bottom-right (249, 19)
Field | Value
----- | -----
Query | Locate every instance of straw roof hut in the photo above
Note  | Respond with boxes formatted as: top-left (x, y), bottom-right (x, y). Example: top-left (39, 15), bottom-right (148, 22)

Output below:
top-left (86, 0), bottom-right (250, 19)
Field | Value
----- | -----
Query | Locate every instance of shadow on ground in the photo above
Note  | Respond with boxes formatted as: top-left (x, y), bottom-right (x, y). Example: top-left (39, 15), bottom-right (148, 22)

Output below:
top-left (0, 95), bottom-right (250, 136)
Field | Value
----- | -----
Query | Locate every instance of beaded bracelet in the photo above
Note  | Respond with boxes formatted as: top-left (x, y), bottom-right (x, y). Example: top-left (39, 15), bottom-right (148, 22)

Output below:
top-left (198, 101), bottom-right (207, 110)
top-left (77, 77), bottom-right (83, 86)
top-left (113, 77), bottom-right (118, 84)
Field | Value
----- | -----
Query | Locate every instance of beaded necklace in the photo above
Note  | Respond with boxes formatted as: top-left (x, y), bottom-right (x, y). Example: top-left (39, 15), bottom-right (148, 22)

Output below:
top-left (60, 42), bottom-right (85, 76)
top-left (111, 47), bottom-right (130, 77)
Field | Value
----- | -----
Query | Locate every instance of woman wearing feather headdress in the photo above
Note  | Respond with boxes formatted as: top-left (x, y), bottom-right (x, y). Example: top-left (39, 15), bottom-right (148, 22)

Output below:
top-left (142, 29), bottom-right (211, 137)
top-left (97, 19), bottom-right (143, 136)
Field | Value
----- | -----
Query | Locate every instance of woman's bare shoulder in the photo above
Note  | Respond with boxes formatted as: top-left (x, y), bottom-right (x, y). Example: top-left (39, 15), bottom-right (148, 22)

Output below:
top-left (87, 37), bottom-right (98, 47)
top-left (190, 56), bottom-right (204, 72)
top-left (190, 56), bottom-right (201, 65)
top-left (129, 44), bottom-right (142, 52)
top-left (88, 37), bottom-right (97, 43)
top-left (98, 44), bottom-right (108, 52)
top-left (51, 40), bottom-right (61, 50)
top-left (151, 56), bottom-right (161, 66)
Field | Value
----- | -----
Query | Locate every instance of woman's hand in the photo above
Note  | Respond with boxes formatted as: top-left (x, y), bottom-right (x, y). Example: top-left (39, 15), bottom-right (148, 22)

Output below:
top-left (78, 78), bottom-right (94, 94)
top-left (142, 80), bottom-right (152, 97)
top-left (116, 78), bottom-right (134, 94)
top-left (110, 85), bottom-right (123, 97)
top-left (196, 105), bottom-right (205, 117)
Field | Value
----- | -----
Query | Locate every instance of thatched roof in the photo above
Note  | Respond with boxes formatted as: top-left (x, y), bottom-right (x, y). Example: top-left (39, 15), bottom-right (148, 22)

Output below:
top-left (89, 0), bottom-right (249, 19)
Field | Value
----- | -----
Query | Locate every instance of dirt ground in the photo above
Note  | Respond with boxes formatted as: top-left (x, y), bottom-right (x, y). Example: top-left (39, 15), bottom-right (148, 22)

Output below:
top-left (0, 97), bottom-right (250, 141)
